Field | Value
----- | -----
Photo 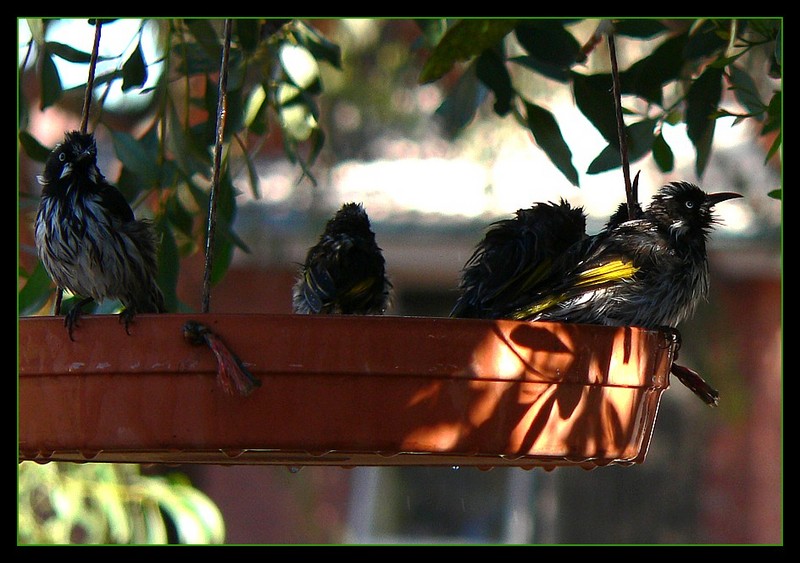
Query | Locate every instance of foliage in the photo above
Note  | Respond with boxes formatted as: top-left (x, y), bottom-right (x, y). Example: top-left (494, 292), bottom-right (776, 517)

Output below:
top-left (18, 18), bottom-right (341, 315)
top-left (419, 18), bottom-right (781, 188)
top-left (17, 17), bottom-right (781, 314)
top-left (18, 461), bottom-right (225, 544)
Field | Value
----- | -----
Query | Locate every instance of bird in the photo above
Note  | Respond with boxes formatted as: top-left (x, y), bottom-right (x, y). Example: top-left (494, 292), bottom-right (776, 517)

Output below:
top-left (34, 130), bottom-right (165, 339)
top-left (507, 181), bottom-right (742, 330)
top-left (292, 202), bottom-right (392, 315)
top-left (450, 199), bottom-right (587, 319)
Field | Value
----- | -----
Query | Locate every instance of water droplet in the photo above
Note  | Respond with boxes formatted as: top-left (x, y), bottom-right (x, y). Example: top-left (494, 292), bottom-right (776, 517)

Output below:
top-left (287, 465), bottom-right (303, 474)
top-left (221, 448), bottom-right (245, 459)
top-left (79, 449), bottom-right (100, 460)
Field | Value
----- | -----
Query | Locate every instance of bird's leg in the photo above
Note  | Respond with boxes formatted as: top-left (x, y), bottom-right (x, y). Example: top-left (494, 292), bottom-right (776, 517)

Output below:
top-left (119, 308), bottom-right (136, 336)
top-left (64, 297), bottom-right (94, 341)
top-left (659, 326), bottom-right (682, 360)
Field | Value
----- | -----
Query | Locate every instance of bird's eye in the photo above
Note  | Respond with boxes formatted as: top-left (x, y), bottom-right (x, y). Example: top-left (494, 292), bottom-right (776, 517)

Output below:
top-left (58, 152), bottom-right (66, 162)
top-left (685, 200), bottom-right (695, 209)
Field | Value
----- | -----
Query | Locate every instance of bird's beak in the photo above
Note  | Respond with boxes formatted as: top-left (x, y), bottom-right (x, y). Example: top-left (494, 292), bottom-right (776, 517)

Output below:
top-left (707, 192), bottom-right (743, 206)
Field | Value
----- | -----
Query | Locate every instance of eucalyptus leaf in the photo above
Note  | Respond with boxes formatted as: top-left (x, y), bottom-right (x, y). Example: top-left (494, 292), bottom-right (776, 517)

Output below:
top-left (475, 48), bottom-right (513, 116)
top-left (728, 65), bottom-right (767, 116)
top-left (292, 20), bottom-right (343, 69)
top-left (39, 52), bottom-right (63, 110)
top-left (586, 119), bottom-right (656, 174)
top-left (435, 62), bottom-right (488, 138)
top-left (155, 223), bottom-right (180, 312)
top-left (621, 33), bottom-right (689, 105)
top-left (110, 130), bottom-right (161, 188)
top-left (19, 130), bottom-right (52, 162)
top-left (235, 19), bottom-right (260, 53)
top-left (514, 20), bottom-right (580, 69)
top-left (686, 65), bottom-right (723, 177)
top-left (46, 41), bottom-right (105, 64)
top-left (184, 18), bottom-right (222, 62)
top-left (419, 19), bottom-right (518, 83)
top-left (523, 101), bottom-right (580, 187)
top-left (571, 72), bottom-right (618, 145)
top-left (652, 132), bottom-right (675, 173)
top-left (18, 261), bottom-right (55, 315)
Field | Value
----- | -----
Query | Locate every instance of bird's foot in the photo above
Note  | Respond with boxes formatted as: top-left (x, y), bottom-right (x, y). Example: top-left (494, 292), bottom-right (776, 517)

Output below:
top-left (63, 297), bottom-right (93, 341)
top-left (119, 308), bottom-right (136, 336)
top-left (659, 326), bottom-right (682, 360)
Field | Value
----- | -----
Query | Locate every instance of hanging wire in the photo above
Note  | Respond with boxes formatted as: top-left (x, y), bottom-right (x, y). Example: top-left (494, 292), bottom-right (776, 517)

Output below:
top-left (201, 18), bottom-right (233, 314)
top-left (605, 22), bottom-right (639, 219)
top-left (54, 19), bottom-right (103, 316)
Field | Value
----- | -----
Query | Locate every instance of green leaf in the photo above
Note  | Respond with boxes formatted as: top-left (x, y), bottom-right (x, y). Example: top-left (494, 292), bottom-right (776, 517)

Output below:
top-left (122, 41), bottom-right (148, 92)
top-left (109, 129), bottom-right (161, 187)
top-left (235, 19), bottom-right (260, 53)
top-left (155, 223), bottom-right (180, 312)
top-left (523, 101), bottom-right (579, 187)
top-left (244, 84), bottom-right (268, 135)
top-left (684, 20), bottom-right (730, 60)
top-left (184, 19), bottom-right (221, 62)
top-left (727, 65), bottom-right (767, 116)
top-left (764, 130), bottom-right (781, 165)
top-left (434, 62), bottom-right (487, 138)
top-left (279, 43), bottom-right (320, 92)
top-left (652, 132), bottom-right (675, 173)
top-left (292, 20), bottom-right (342, 70)
top-left (507, 54), bottom-right (571, 83)
top-left (475, 48), bottom-right (513, 116)
top-left (174, 41), bottom-right (220, 76)
top-left (587, 119), bottom-right (656, 174)
top-left (686, 65), bottom-right (723, 177)
top-left (39, 52), bottom-right (63, 110)
top-left (167, 100), bottom-right (212, 178)
top-left (18, 261), bottom-right (54, 315)
top-left (761, 91), bottom-right (781, 135)
top-left (419, 19), bottom-right (518, 83)
top-left (621, 33), bottom-right (689, 105)
top-left (45, 41), bottom-right (103, 63)
top-left (278, 95), bottom-right (318, 143)
top-left (414, 19), bottom-right (448, 48)
top-left (19, 130), bottom-right (52, 162)
top-left (239, 141), bottom-right (261, 199)
top-left (514, 20), bottom-right (580, 69)
top-left (571, 72), bottom-right (618, 145)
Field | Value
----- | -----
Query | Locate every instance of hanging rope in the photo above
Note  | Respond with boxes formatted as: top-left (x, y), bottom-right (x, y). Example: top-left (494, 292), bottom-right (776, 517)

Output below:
top-left (55, 19), bottom-right (103, 316)
top-left (201, 19), bottom-right (233, 314)
top-left (606, 23), bottom-right (639, 219)
top-left (186, 20), bottom-right (260, 397)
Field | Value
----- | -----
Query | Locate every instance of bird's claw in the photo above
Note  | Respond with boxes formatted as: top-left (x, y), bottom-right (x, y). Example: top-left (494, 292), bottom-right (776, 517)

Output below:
top-left (119, 309), bottom-right (136, 335)
top-left (64, 307), bottom-right (81, 342)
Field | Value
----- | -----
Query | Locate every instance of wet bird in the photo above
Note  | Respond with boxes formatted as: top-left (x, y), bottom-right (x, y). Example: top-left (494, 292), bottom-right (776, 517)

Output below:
top-left (508, 182), bottom-right (742, 330)
top-left (450, 199), bottom-right (587, 319)
top-left (292, 202), bottom-right (391, 315)
top-left (34, 130), bottom-right (165, 339)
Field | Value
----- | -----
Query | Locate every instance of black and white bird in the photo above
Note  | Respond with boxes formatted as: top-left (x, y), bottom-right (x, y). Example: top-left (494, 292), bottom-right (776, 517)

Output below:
top-left (34, 130), bottom-right (165, 339)
top-left (507, 182), bottom-right (742, 330)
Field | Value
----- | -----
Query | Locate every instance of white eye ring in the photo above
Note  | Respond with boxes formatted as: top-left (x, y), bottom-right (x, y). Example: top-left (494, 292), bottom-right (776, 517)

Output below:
top-left (58, 152), bottom-right (66, 162)
top-left (685, 200), bottom-right (695, 209)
